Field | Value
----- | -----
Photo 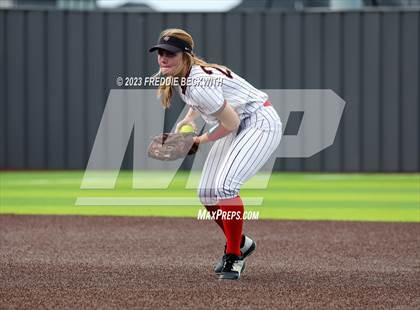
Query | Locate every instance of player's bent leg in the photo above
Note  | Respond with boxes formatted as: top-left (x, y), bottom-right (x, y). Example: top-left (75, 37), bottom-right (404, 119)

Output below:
top-left (214, 120), bottom-right (281, 279)
top-left (213, 128), bottom-right (265, 263)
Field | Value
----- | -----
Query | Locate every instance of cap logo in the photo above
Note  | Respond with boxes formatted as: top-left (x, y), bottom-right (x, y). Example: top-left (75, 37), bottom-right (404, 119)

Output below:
top-left (163, 36), bottom-right (170, 41)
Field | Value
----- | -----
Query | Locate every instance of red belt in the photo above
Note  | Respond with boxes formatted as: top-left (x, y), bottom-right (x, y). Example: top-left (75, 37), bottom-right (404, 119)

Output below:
top-left (263, 100), bottom-right (272, 107)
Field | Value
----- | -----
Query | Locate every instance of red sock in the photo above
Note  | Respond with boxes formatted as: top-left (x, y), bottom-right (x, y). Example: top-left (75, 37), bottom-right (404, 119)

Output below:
top-left (219, 196), bottom-right (244, 256)
top-left (204, 205), bottom-right (225, 234)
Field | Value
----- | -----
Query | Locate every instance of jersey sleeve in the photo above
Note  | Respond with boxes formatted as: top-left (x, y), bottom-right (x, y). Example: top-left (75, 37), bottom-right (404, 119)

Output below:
top-left (189, 80), bottom-right (225, 115)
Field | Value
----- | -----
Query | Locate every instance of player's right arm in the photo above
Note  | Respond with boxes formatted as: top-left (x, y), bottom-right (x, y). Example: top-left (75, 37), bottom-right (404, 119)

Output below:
top-left (194, 100), bottom-right (240, 144)
top-left (213, 101), bottom-right (240, 131)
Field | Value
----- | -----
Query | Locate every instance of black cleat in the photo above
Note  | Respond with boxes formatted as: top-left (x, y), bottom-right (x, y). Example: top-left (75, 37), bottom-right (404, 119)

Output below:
top-left (218, 254), bottom-right (245, 280)
top-left (214, 235), bottom-right (256, 274)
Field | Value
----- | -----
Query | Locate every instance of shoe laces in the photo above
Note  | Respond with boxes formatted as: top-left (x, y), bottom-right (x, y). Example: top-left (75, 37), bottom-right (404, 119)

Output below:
top-left (223, 254), bottom-right (239, 270)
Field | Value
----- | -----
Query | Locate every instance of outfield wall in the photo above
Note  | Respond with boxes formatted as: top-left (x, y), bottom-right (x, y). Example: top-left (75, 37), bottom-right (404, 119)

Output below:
top-left (0, 9), bottom-right (419, 172)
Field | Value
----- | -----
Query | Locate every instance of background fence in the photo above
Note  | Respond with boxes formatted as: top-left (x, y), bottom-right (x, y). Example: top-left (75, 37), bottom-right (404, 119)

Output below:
top-left (0, 8), bottom-right (419, 171)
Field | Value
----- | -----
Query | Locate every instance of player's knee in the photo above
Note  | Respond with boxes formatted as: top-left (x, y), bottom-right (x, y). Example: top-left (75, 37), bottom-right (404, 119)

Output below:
top-left (214, 178), bottom-right (238, 200)
top-left (197, 187), bottom-right (218, 205)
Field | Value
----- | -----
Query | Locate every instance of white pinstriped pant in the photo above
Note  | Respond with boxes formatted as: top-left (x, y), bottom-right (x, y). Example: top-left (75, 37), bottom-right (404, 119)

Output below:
top-left (197, 105), bottom-right (282, 205)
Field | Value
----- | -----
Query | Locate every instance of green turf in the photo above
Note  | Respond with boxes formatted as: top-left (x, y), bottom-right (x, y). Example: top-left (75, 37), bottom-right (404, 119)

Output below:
top-left (0, 171), bottom-right (419, 222)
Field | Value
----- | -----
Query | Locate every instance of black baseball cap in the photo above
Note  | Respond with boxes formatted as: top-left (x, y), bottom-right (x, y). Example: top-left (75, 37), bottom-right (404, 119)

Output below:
top-left (148, 35), bottom-right (193, 54)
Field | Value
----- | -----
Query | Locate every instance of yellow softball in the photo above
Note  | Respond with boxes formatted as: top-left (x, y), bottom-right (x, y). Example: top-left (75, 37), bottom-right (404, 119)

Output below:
top-left (179, 124), bottom-right (195, 134)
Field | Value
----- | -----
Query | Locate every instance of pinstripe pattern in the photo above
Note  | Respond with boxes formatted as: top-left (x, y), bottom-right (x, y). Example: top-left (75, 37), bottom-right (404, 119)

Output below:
top-left (176, 64), bottom-right (282, 204)
top-left (198, 105), bottom-right (282, 204)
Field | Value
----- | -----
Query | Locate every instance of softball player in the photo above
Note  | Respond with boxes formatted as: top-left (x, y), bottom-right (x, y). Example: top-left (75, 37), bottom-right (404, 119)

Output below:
top-left (149, 28), bottom-right (282, 280)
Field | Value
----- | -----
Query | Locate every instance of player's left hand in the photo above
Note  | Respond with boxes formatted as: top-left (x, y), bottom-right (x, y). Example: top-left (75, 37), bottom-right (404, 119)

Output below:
top-left (147, 133), bottom-right (199, 161)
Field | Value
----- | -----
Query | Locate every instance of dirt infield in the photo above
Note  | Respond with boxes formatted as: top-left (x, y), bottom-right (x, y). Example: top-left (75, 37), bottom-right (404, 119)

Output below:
top-left (1, 215), bottom-right (419, 309)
